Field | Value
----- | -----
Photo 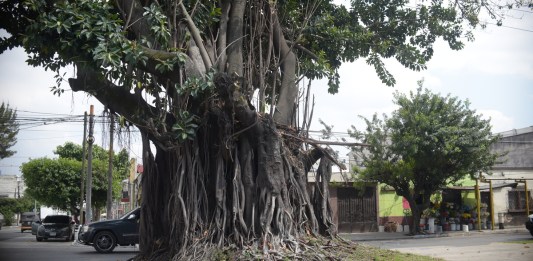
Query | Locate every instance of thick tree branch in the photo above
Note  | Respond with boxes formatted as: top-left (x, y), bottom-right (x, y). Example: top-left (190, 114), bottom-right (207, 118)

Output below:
top-left (139, 46), bottom-right (202, 81)
top-left (68, 65), bottom-right (175, 149)
top-left (216, 1), bottom-right (230, 71)
top-left (226, 0), bottom-right (246, 77)
top-left (116, 0), bottom-right (152, 41)
top-left (179, 2), bottom-right (212, 71)
top-left (286, 40), bottom-right (319, 60)
top-left (271, 12), bottom-right (297, 126)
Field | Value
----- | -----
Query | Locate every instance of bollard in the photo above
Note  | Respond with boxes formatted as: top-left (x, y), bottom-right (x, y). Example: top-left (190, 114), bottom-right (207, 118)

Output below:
top-left (498, 213), bottom-right (505, 229)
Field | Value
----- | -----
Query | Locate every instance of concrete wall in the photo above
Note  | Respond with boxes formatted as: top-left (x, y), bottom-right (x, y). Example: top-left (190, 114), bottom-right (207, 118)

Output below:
top-left (487, 127), bottom-right (533, 226)
top-left (492, 127), bottom-right (533, 170)
top-left (378, 189), bottom-right (411, 226)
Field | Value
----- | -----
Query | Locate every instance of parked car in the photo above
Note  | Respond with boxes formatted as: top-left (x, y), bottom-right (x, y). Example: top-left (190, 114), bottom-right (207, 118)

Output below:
top-left (36, 215), bottom-right (75, 241)
top-left (20, 212), bottom-right (40, 233)
top-left (78, 207), bottom-right (140, 253)
top-left (0, 212), bottom-right (4, 230)
top-left (32, 219), bottom-right (41, 235)
top-left (526, 214), bottom-right (533, 237)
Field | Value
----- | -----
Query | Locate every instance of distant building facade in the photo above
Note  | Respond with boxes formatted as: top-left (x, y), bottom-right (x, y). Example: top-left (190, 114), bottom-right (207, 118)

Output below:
top-left (0, 175), bottom-right (25, 198)
top-left (481, 126), bottom-right (533, 226)
top-left (317, 126), bottom-right (533, 232)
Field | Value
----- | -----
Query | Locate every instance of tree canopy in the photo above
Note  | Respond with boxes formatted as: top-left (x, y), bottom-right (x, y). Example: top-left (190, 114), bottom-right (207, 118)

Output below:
top-left (0, 102), bottom-right (19, 159)
top-left (1, 0), bottom-right (528, 259)
top-left (21, 142), bottom-right (130, 217)
top-left (350, 84), bottom-right (499, 233)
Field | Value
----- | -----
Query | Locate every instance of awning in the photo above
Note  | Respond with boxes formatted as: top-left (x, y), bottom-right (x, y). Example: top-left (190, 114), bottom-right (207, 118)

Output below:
top-left (445, 182), bottom-right (518, 191)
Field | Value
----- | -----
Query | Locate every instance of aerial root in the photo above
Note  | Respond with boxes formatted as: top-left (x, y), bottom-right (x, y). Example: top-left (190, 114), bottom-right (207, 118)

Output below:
top-left (151, 235), bottom-right (359, 260)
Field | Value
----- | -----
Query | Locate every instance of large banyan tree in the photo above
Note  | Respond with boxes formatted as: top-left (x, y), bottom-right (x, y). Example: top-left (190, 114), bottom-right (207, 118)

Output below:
top-left (1, 0), bottom-right (528, 259)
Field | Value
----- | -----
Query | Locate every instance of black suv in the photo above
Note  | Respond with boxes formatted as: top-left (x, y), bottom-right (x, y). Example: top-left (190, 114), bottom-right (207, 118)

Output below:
top-left (78, 207), bottom-right (140, 253)
top-left (36, 215), bottom-right (75, 241)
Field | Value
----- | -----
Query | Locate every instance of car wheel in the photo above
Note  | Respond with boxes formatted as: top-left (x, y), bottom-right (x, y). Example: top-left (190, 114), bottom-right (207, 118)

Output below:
top-left (93, 231), bottom-right (116, 253)
top-left (36, 237), bottom-right (42, 242)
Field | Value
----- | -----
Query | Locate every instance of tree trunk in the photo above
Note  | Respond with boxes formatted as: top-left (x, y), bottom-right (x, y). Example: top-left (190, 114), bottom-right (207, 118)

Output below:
top-left (404, 192), bottom-right (432, 234)
top-left (131, 73), bottom-right (336, 260)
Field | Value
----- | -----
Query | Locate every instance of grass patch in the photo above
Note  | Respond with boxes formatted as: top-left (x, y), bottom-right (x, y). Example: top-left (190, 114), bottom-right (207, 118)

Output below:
top-left (502, 239), bottom-right (533, 244)
top-left (347, 244), bottom-right (443, 261)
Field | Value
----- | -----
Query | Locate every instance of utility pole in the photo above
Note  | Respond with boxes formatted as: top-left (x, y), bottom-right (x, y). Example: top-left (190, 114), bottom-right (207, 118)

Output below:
top-left (129, 158), bottom-right (136, 211)
top-left (86, 105), bottom-right (95, 223)
top-left (79, 112), bottom-right (88, 224)
top-left (16, 176), bottom-right (20, 198)
top-left (106, 112), bottom-right (114, 220)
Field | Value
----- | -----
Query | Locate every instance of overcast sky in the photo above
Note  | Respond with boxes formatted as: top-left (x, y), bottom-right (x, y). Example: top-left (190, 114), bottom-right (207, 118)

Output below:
top-left (1, 7), bottom-right (532, 176)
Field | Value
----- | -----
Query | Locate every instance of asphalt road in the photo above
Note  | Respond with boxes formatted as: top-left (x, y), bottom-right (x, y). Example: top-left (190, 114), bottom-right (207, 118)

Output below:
top-left (3, 224), bottom-right (532, 260)
top-left (0, 226), bottom-right (138, 261)
top-left (362, 230), bottom-right (533, 261)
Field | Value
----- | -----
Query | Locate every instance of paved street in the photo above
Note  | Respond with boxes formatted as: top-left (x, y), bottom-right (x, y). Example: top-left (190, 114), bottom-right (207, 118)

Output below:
top-left (355, 228), bottom-right (533, 261)
top-left (0, 226), bottom-right (138, 261)
top-left (2, 224), bottom-right (532, 260)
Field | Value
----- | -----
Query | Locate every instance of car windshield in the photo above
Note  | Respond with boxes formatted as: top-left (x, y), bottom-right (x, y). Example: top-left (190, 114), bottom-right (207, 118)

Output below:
top-left (120, 208), bottom-right (139, 219)
top-left (43, 216), bottom-right (70, 224)
top-left (21, 213), bottom-right (35, 221)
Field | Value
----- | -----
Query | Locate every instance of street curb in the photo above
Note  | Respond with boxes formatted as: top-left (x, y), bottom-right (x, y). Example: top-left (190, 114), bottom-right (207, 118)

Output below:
top-left (340, 226), bottom-right (528, 242)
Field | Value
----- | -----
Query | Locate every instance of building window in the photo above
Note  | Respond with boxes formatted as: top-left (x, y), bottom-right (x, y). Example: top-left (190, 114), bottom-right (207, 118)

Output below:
top-left (508, 189), bottom-right (532, 212)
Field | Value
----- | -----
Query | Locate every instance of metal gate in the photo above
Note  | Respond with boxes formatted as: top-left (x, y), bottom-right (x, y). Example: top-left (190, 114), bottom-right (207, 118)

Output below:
top-left (337, 186), bottom-right (377, 233)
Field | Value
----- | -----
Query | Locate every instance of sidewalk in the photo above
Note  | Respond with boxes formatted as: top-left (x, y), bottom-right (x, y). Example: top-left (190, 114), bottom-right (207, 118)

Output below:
top-left (341, 226), bottom-right (528, 242)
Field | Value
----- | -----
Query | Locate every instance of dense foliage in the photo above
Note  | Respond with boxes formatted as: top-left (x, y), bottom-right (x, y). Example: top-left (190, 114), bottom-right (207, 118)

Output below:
top-left (350, 84), bottom-right (499, 233)
top-left (0, 196), bottom-right (36, 225)
top-left (0, 102), bottom-right (19, 159)
top-left (1, 0), bottom-right (529, 259)
top-left (21, 142), bottom-right (130, 218)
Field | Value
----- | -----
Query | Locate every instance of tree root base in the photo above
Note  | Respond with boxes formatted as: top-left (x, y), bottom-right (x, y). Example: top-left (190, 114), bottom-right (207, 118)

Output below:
top-left (132, 236), bottom-right (364, 261)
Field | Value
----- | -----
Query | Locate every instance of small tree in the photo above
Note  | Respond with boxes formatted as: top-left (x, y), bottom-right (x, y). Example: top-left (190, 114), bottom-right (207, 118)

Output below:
top-left (0, 102), bottom-right (19, 159)
top-left (21, 142), bottom-right (130, 219)
top-left (351, 84), bottom-right (499, 234)
top-left (0, 195), bottom-right (36, 225)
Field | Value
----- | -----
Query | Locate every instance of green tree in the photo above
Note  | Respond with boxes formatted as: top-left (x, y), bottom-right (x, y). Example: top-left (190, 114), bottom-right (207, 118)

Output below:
top-left (0, 195), bottom-right (37, 225)
top-left (21, 142), bottom-right (130, 220)
top-left (0, 198), bottom-right (18, 225)
top-left (0, 102), bottom-right (19, 159)
top-left (350, 84), bottom-right (499, 234)
top-left (1, 0), bottom-right (527, 259)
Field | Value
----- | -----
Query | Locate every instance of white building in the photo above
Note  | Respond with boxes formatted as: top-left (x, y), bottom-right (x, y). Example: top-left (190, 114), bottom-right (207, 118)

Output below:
top-left (0, 175), bottom-right (25, 198)
top-left (482, 126), bottom-right (533, 226)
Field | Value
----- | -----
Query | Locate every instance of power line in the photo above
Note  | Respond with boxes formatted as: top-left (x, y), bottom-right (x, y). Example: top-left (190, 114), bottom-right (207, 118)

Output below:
top-left (17, 135), bottom-right (83, 141)
top-left (486, 21), bottom-right (533, 32)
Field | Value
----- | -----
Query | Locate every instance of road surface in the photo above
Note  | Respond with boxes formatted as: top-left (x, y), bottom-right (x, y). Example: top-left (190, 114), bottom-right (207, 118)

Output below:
top-left (363, 230), bottom-right (533, 261)
top-left (0, 226), bottom-right (138, 261)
